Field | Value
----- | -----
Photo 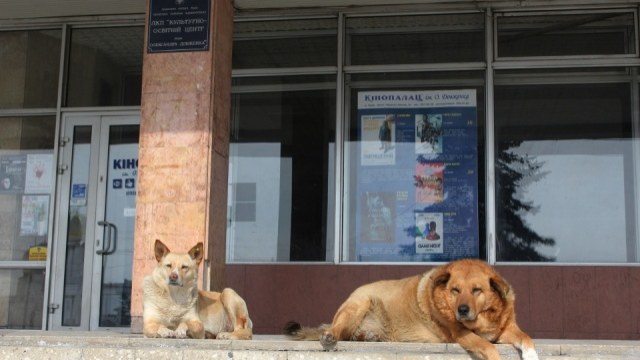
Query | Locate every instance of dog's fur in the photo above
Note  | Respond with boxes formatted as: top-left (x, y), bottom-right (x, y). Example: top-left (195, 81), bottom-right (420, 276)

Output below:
top-left (286, 259), bottom-right (538, 360)
top-left (142, 239), bottom-right (252, 340)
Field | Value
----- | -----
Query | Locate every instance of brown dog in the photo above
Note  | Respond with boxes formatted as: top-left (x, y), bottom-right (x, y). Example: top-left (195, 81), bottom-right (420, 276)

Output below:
top-left (287, 259), bottom-right (538, 360)
top-left (143, 240), bottom-right (252, 340)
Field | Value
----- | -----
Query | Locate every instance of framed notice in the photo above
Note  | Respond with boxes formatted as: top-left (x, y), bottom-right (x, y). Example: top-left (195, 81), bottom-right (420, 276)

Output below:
top-left (148, 0), bottom-right (210, 53)
top-left (355, 90), bottom-right (479, 262)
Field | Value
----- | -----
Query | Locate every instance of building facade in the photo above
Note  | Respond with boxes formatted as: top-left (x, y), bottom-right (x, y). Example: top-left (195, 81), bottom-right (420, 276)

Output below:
top-left (1, 0), bottom-right (640, 339)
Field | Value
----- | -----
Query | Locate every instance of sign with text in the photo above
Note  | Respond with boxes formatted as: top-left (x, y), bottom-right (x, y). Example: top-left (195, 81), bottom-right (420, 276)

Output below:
top-left (355, 89), bottom-right (479, 262)
top-left (148, 0), bottom-right (210, 53)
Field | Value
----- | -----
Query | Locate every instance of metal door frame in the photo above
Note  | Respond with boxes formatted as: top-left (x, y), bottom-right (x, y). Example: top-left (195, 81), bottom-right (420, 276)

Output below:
top-left (49, 111), bottom-right (138, 331)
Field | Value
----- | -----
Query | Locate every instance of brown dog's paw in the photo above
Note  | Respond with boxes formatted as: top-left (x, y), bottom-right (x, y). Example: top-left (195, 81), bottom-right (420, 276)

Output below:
top-left (320, 332), bottom-right (337, 351)
top-left (216, 332), bottom-right (234, 340)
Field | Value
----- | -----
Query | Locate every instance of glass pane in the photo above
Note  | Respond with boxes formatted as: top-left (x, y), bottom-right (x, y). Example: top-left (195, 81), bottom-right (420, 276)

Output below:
top-left (62, 125), bottom-right (91, 327)
top-left (233, 18), bottom-right (337, 68)
top-left (0, 269), bottom-right (45, 329)
top-left (344, 72), bottom-right (486, 262)
top-left (99, 125), bottom-right (138, 327)
top-left (228, 78), bottom-right (336, 262)
top-left (346, 13), bottom-right (484, 66)
top-left (494, 81), bottom-right (636, 262)
top-left (497, 11), bottom-right (635, 57)
top-left (66, 27), bottom-right (143, 107)
top-left (0, 29), bottom-right (62, 108)
top-left (0, 116), bottom-right (55, 261)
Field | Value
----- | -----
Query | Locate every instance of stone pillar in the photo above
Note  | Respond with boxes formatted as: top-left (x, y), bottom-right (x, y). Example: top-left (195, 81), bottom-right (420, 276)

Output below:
top-left (130, 0), bottom-right (233, 333)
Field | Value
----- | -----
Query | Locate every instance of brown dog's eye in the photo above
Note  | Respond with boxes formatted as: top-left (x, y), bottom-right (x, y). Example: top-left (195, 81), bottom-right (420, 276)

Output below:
top-left (451, 288), bottom-right (460, 295)
top-left (473, 288), bottom-right (482, 295)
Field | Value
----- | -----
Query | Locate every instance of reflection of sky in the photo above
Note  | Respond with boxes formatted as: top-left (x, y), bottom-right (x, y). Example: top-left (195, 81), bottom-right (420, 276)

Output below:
top-left (512, 140), bottom-right (630, 262)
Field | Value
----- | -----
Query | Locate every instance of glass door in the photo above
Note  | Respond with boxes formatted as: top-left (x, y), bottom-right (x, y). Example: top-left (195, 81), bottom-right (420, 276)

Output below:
top-left (50, 113), bottom-right (139, 331)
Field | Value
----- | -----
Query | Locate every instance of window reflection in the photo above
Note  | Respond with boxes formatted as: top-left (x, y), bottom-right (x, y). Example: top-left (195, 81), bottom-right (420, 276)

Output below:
top-left (497, 11), bottom-right (635, 57)
top-left (346, 13), bottom-right (485, 65)
top-left (66, 27), bottom-right (143, 107)
top-left (0, 269), bottom-right (44, 329)
top-left (233, 18), bottom-right (337, 69)
top-left (0, 30), bottom-right (61, 109)
top-left (228, 81), bottom-right (336, 262)
top-left (0, 116), bottom-right (56, 262)
top-left (495, 81), bottom-right (636, 262)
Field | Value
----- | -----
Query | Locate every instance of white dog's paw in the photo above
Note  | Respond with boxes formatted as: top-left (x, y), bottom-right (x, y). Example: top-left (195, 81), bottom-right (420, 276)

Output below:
top-left (522, 348), bottom-right (539, 360)
top-left (157, 328), bottom-right (175, 338)
top-left (174, 327), bottom-right (188, 339)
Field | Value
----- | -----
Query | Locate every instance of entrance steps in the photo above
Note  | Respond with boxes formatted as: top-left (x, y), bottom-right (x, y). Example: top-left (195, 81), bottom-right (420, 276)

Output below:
top-left (0, 331), bottom-right (639, 359)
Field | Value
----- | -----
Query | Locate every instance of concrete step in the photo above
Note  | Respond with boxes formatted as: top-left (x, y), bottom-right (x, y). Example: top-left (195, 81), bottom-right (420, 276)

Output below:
top-left (0, 331), bottom-right (639, 359)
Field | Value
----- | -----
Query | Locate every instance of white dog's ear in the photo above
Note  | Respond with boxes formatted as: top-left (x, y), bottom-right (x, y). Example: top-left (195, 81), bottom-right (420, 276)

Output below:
top-left (189, 242), bottom-right (204, 265)
top-left (154, 239), bottom-right (170, 262)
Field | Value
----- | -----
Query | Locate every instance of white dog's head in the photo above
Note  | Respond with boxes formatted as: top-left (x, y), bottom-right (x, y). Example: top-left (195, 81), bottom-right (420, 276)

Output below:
top-left (152, 239), bottom-right (203, 287)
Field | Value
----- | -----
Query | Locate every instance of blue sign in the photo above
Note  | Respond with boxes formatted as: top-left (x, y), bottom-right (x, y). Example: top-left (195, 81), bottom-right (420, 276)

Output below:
top-left (355, 90), bottom-right (479, 262)
top-left (72, 183), bottom-right (86, 198)
top-left (148, 0), bottom-right (210, 53)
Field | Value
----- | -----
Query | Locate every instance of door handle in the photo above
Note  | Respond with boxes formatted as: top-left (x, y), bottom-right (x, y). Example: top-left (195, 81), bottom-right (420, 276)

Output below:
top-left (97, 221), bottom-right (117, 255)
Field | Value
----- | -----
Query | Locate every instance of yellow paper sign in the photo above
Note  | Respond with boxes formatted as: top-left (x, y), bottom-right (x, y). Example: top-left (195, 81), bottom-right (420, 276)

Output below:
top-left (28, 246), bottom-right (47, 261)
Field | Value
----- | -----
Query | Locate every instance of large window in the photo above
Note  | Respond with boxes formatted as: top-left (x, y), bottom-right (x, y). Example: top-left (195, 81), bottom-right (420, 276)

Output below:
top-left (496, 10), bottom-right (635, 58)
top-left (0, 116), bottom-right (55, 328)
top-left (228, 18), bottom-right (338, 262)
top-left (493, 9), bottom-right (639, 263)
top-left (0, 29), bottom-right (61, 108)
top-left (229, 8), bottom-right (640, 264)
top-left (233, 18), bottom-right (337, 69)
top-left (494, 79), bottom-right (636, 262)
top-left (228, 76), bottom-right (336, 262)
top-left (346, 13), bottom-right (485, 65)
top-left (66, 26), bottom-right (143, 107)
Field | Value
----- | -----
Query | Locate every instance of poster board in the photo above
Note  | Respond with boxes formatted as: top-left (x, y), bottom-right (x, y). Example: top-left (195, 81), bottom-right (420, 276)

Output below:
top-left (355, 90), bottom-right (479, 261)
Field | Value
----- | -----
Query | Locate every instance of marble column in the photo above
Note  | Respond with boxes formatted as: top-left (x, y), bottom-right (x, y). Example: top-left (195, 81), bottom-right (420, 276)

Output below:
top-left (129, 0), bottom-right (233, 333)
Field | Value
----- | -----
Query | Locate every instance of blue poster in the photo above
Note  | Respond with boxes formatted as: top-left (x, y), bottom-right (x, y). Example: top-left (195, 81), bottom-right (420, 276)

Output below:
top-left (356, 90), bottom-right (479, 261)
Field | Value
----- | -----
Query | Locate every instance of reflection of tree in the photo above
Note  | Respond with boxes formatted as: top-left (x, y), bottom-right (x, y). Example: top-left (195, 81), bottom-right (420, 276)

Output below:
top-left (496, 142), bottom-right (555, 261)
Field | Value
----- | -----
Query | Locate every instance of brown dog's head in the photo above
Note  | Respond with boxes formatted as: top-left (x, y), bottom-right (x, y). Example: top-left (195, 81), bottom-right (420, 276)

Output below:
top-left (431, 259), bottom-right (512, 324)
top-left (153, 239), bottom-right (203, 287)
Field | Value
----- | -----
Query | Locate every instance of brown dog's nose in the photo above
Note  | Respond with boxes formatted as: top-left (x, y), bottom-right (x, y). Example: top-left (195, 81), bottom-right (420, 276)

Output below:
top-left (458, 304), bottom-right (469, 316)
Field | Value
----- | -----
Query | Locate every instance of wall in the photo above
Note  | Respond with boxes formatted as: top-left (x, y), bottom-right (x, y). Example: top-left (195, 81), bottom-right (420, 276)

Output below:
top-left (226, 264), bottom-right (640, 339)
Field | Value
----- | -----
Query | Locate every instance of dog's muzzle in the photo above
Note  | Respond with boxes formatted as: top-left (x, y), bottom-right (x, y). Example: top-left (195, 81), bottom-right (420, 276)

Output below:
top-left (456, 304), bottom-right (473, 321)
top-left (168, 272), bottom-right (182, 286)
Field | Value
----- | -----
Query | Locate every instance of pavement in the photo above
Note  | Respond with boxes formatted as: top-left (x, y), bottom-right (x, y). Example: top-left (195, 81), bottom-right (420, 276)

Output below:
top-left (0, 331), bottom-right (639, 359)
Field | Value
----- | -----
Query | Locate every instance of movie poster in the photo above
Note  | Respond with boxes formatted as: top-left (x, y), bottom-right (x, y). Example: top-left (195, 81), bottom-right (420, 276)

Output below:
top-left (355, 90), bottom-right (479, 261)
top-left (361, 114), bottom-right (396, 166)
top-left (415, 212), bottom-right (443, 254)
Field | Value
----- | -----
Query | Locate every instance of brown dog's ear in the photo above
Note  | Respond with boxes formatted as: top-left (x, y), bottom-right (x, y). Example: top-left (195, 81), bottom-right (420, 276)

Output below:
top-left (430, 265), bottom-right (451, 289)
top-left (490, 274), bottom-right (512, 300)
top-left (154, 239), bottom-right (170, 262)
top-left (189, 242), bottom-right (204, 265)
